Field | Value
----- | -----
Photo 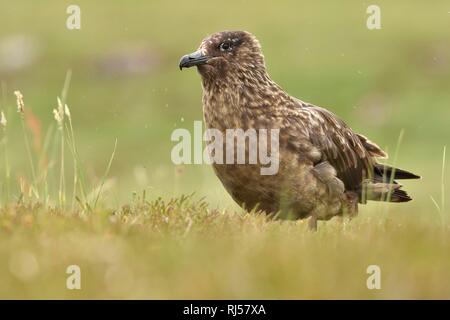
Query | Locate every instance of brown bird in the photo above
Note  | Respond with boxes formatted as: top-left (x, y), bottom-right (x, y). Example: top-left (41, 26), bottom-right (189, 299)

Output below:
top-left (179, 30), bottom-right (419, 229)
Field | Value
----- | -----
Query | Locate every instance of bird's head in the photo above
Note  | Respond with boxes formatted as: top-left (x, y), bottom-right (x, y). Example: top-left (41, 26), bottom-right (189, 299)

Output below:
top-left (179, 31), bottom-right (266, 83)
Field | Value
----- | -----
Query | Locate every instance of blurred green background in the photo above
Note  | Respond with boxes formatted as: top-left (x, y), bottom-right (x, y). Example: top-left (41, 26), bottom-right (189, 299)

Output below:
top-left (0, 0), bottom-right (449, 211)
top-left (1, 0), bottom-right (450, 300)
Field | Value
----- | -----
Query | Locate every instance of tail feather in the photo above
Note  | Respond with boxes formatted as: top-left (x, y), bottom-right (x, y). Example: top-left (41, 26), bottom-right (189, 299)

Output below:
top-left (358, 164), bottom-right (418, 203)
top-left (375, 164), bottom-right (421, 181)
top-left (362, 181), bottom-right (412, 203)
top-left (390, 189), bottom-right (412, 202)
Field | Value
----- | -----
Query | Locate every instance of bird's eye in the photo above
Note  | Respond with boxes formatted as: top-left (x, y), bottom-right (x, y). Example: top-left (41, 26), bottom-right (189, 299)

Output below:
top-left (219, 42), bottom-right (232, 52)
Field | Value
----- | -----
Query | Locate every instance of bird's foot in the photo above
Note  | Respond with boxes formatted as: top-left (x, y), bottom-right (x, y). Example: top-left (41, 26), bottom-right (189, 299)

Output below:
top-left (344, 192), bottom-right (359, 218)
top-left (308, 215), bottom-right (318, 231)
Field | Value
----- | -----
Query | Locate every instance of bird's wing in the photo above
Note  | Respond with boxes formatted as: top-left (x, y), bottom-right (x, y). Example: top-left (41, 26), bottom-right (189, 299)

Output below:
top-left (287, 102), bottom-right (377, 191)
top-left (356, 133), bottom-right (388, 159)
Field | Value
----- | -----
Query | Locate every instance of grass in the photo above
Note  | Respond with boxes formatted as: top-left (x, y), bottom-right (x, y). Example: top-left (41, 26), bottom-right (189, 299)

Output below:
top-left (0, 195), bottom-right (449, 299)
top-left (0, 0), bottom-right (449, 299)
top-left (431, 146), bottom-right (447, 227)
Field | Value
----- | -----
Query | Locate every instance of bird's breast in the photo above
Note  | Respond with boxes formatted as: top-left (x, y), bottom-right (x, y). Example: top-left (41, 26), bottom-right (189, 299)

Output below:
top-left (203, 94), bottom-right (241, 129)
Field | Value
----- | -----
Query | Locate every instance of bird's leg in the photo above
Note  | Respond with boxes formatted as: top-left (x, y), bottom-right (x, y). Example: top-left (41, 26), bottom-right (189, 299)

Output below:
top-left (344, 192), bottom-right (359, 219)
top-left (335, 214), bottom-right (348, 232)
top-left (308, 215), bottom-right (318, 231)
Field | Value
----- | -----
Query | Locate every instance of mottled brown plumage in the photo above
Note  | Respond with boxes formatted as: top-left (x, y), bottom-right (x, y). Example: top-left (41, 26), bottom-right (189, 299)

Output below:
top-left (179, 30), bottom-right (419, 229)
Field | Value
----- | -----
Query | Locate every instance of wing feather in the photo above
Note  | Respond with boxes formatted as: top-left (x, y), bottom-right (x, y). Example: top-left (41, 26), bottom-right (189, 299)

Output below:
top-left (281, 99), bottom-right (416, 203)
top-left (289, 102), bottom-right (375, 191)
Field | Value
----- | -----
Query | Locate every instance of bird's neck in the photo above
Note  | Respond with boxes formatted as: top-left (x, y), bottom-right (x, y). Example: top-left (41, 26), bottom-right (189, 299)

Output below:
top-left (201, 70), bottom-right (294, 129)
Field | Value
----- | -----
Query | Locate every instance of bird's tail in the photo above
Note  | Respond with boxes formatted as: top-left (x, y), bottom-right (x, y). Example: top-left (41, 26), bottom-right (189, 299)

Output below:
top-left (374, 164), bottom-right (421, 180)
top-left (360, 164), bottom-right (420, 203)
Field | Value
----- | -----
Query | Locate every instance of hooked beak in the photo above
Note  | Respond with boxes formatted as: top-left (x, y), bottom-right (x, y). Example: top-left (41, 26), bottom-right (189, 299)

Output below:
top-left (179, 50), bottom-right (209, 70)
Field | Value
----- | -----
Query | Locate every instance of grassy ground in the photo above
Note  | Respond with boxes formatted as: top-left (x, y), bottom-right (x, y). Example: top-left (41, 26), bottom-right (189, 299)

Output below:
top-left (0, 1), bottom-right (449, 299)
top-left (0, 195), bottom-right (449, 299)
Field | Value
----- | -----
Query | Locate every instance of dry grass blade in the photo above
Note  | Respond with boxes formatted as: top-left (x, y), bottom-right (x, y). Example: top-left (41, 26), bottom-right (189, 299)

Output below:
top-left (93, 138), bottom-right (118, 209)
top-left (14, 90), bottom-right (39, 199)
